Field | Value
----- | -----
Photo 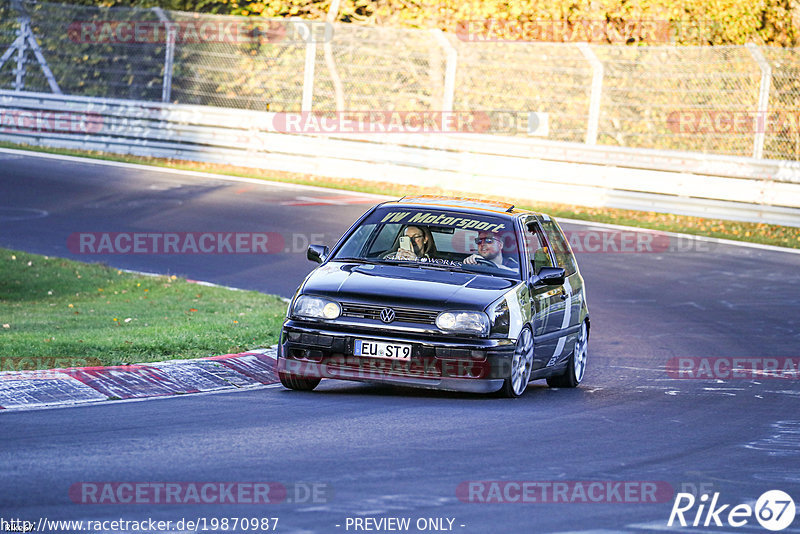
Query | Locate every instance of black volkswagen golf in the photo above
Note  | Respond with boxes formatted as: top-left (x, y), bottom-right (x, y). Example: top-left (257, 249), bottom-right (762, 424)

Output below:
top-left (278, 196), bottom-right (589, 397)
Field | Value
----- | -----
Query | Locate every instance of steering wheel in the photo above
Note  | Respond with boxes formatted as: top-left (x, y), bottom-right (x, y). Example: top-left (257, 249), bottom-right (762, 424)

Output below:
top-left (472, 256), bottom-right (496, 267)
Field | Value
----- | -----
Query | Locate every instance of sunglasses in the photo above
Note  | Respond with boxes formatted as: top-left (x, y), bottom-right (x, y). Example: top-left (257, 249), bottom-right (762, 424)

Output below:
top-left (474, 237), bottom-right (498, 245)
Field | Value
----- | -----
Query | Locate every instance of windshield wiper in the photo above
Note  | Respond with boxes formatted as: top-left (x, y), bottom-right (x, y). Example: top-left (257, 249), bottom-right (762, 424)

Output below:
top-left (370, 258), bottom-right (413, 266)
top-left (333, 257), bottom-right (371, 263)
top-left (334, 257), bottom-right (411, 267)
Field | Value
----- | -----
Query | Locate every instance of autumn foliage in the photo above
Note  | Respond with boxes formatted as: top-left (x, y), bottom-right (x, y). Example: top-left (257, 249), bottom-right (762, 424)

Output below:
top-left (58, 0), bottom-right (800, 47)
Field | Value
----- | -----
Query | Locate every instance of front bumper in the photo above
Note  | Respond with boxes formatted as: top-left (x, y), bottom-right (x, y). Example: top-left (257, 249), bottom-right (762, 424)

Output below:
top-left (279, 321), bottom-right (515, 393)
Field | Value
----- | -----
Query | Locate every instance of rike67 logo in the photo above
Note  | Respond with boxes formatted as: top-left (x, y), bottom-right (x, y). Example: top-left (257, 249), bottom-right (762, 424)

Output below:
top-left (668, 490), bottom-right (796, 531)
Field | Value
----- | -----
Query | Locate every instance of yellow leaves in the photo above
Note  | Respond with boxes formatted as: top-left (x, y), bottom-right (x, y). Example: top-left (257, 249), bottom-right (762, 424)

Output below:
top-left (68, 304), bottom-right (74, 308)
top-left (98, 288), bottom-right (104, 292)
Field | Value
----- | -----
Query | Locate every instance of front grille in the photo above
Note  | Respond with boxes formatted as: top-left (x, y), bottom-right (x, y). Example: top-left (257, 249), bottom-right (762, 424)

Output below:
top-left (340, 303), bottom-right (438, 325)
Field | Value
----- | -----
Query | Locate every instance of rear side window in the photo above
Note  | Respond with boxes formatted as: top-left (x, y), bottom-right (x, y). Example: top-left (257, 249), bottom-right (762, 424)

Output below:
top-left (540, 217), bottom-right (577, 276)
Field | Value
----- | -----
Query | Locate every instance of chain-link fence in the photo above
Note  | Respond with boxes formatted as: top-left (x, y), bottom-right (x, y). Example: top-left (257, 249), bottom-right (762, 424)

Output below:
top-left (1, 0), bottom-right (798, 160)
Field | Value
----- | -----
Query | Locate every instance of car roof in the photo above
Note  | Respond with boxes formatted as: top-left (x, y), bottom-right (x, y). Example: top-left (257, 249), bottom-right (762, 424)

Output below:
top-left (383, 195), bottom-right (540, 217)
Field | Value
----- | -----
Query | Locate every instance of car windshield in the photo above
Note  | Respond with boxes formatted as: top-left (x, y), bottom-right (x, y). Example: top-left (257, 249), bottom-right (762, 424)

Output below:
top-left (333, 206), bottom-right (522, 279)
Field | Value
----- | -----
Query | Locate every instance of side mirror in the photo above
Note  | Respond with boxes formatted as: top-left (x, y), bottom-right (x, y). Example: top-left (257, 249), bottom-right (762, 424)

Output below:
top-left (532, 266), bottom-right (565, 287)
top-left (307, 244), bottom-right (329, 264)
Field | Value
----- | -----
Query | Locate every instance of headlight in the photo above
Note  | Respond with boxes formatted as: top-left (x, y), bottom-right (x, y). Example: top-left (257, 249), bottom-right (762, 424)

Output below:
top-left (436, 311), bottom-right (489, 335)
top-left (292, 295), bottom-right (341, 320)
top-left (487, 297), bottom-right (510, 336)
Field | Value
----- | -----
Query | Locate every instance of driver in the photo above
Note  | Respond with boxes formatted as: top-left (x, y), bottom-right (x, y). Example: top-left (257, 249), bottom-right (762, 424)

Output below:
top-left (464, 230), bottom-right (518, 271)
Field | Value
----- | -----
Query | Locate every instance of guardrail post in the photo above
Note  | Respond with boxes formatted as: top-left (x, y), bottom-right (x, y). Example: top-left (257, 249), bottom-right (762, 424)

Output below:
top-left (323, 0), bottom-right (344, 112)
top-left (746, 43), bottom-right (771, 159)
top-left (14, 21), bottom-right (26, 91)
top-left (301, 20), bottom-right (317, 112)
top-left (577, 43), bottom-right (603, 145)
top-left (153, 8), bottom-right (175, 103)
top-left (430, 29), bottom-right (457, 115)
top-left (162, 26), bottom-right (176, 103)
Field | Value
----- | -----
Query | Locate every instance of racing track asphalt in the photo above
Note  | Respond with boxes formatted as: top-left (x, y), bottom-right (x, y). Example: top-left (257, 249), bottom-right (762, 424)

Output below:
top-left (1, 149), bottom-right (799, 533)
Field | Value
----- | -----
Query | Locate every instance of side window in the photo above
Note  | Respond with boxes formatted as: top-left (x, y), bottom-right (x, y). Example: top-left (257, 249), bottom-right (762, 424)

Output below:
top-left (540, 217), bottom-right (577, 276)
top-left (336, 224), bottom-right (374, 258)
top-left (522, 219), bottom-right (554, 275)
top-left (366, 224), bottom-right (401, 257)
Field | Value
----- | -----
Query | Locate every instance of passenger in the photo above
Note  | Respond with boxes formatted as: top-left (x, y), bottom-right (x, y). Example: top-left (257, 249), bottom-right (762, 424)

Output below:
top-left (463, 230), bottom-right (518, 271)
top-left (387, 225), bottom-right (437, 261)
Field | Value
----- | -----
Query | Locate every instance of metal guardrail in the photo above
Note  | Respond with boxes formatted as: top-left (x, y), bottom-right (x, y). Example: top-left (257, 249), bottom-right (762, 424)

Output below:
top-left (2, 89), bottom-right (800, 227)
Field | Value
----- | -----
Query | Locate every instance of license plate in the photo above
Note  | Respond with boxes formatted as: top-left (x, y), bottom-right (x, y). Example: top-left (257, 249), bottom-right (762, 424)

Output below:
top-left (354, 339), bottom-right (412, 361)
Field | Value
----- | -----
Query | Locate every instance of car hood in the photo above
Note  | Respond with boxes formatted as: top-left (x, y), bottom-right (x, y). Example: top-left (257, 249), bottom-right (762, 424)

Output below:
top-left (301, 261), bottom-right (519, 311)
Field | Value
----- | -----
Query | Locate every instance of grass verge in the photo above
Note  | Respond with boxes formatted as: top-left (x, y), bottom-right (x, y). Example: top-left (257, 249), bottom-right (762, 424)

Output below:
top-left (0, 248), bottom-right (287, 370)
top-left (2, 141), bottom-right (799, 249)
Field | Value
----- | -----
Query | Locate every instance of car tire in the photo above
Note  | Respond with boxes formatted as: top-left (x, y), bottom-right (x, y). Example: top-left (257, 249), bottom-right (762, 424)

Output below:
top-left (499, 327), bottom-right (534, 398)
top-left (277, 342), bottom-right (321, 392)
top-left (546, 320), bottom-right (588, 388)
top-left (279, 369), bottom-right (321, 391)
